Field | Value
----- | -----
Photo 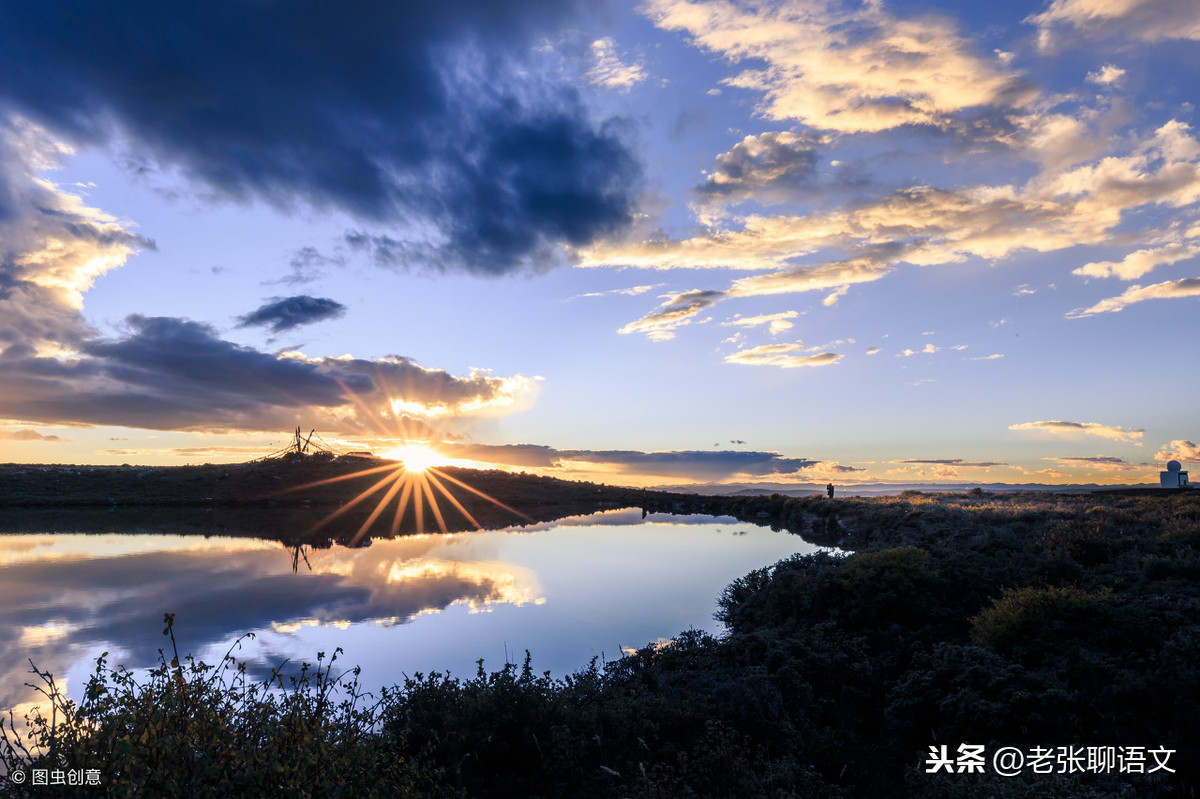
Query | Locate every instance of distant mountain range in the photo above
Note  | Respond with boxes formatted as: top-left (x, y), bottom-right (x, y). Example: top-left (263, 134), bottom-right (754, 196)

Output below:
top-left (647, 481), bottom-right (1160, 497)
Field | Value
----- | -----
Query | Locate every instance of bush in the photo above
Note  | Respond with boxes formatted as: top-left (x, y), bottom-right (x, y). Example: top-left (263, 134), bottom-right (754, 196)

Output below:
top-left (838, 546), bottom-right (939, 628)
top-left (969, 586), bottom-right (1109, 652)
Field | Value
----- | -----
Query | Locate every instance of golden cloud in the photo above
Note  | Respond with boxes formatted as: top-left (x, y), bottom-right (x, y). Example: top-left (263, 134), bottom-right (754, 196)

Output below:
top-left (645, 0), bottom-right (1031, 134)
top-left (723, 343), bottom-right (842, 369)
top-left (1066, 276), bottom-right (1200, 318)
top-left (1009, 420), bottom-right (1144, 444)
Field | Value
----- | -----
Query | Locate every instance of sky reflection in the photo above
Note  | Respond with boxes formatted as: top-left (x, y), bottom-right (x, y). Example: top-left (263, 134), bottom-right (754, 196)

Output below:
top-left (1, 510), bottom-right (822, 714)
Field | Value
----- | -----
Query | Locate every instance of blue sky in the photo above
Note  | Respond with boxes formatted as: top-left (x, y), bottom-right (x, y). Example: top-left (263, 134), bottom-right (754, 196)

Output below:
top-left (1, 0), bottom-right (1198, 486)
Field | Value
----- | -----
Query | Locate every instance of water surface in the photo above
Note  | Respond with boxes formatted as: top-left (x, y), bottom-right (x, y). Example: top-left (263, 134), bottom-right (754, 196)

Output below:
top-left (1, 509), bottom-right (824, 713)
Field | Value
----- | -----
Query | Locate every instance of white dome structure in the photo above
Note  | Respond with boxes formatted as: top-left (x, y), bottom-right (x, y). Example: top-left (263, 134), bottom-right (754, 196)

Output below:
top-left (1160, 460), bottom-right (1189, 489)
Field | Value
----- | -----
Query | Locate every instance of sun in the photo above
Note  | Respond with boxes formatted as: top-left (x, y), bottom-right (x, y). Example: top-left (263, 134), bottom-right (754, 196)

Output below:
top-left (382, 443), bottom-right (445, 473)
top-left (277, 437), bottom-right (527, 544)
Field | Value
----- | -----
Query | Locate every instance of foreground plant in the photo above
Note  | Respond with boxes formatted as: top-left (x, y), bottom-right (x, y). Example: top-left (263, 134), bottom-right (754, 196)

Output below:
top-left (0, 614), bottom-right (417, 798)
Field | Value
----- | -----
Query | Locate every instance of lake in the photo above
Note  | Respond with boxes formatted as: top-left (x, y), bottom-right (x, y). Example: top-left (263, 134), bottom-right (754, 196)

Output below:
top-left (0, 509), bottom-right (826, 716)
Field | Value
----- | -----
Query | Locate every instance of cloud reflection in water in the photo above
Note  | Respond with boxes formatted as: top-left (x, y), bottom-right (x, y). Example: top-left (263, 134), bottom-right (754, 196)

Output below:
top-left (0, 531), bottom-right (541, 712)
top-left (1, 510), bottom-right (820, 715)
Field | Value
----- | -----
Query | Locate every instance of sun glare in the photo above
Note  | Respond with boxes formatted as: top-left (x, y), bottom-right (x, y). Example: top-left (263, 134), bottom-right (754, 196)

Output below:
top-left (383, 444), bottom-right (445, 473)
top-left (278, 375), bottom-right (528, 543)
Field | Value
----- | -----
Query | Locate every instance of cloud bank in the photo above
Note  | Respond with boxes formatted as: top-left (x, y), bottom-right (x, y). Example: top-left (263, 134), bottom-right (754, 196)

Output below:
top-left (442, 442), bottom-right (822, 481)
top-left (580, 0), bottom-right (1200, 354)
top-left (0, 314), bottom-right (533, 434)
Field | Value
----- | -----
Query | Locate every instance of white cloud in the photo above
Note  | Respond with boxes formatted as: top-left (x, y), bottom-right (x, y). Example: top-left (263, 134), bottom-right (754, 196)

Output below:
top-left (1019, 111), bottom-right (1106, 172)
top-left (569, 284), bottom-right (662, 300)
top-left (723, 343), bottom-right (842, 369)
top-left (1028, 0), bottom-right (1200, 48)
top-left (721, 311), bottom-right (798, 335)
top-left (1072, 242), bottom-right (1200, 280)
top-left (1086, 64), bottom-right (1126, 86)
top-left (1066, 276), bottom-right (1200, 317)
top-left (897, 343), bottom-right (939, 357)
top-left (822, 285), bottom-right (849, 306)
top-left (1156, 440), bottom-right (1200, 463)
top-left (585, 38), bottom-right (647, 92)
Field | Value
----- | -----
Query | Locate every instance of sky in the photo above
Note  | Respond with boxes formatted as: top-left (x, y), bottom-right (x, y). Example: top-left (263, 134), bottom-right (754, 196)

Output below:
top-left (0, 0), bottom-right (1198, 488)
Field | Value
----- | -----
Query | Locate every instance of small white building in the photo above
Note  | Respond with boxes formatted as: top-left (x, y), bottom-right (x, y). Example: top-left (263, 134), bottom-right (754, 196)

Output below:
top-left (1160, 460), bottom-right (1190, 488)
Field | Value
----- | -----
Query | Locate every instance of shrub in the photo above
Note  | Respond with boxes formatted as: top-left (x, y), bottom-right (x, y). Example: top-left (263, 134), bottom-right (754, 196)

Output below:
top-left (838, 546), bottom-right (939, 628)
top-left (970, 586), bottom-right (1109, 652)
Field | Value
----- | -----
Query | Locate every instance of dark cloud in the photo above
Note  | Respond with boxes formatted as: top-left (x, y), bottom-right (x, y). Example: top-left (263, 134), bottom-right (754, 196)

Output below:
top-left (237, 296), bottom-right (347, 333)
top-left (0, 0), bottom-right (640, 275)
top-left (343, 231), bottom-right (427, 271)
top-left (898, 459), bottom-right (1006, 467)
top-left (0, 315), bottom-right (526, 433)
top-left (443, 443), bottom-right (562, 468)
top-left (0, 282), bottom-right (92, 351)
top-left (83, 315), bottom-right (361, 404)
top-left (560, 450), bottom-right (819, 480)
top-left (1048, 456), bottom-right (1133, 466)
top-left (444, 442), bottom-right (818, 481)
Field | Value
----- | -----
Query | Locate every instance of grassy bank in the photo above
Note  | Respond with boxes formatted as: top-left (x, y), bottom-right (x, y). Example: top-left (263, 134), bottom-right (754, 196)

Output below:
top-left (3, 491), bottom-right (1197, 797)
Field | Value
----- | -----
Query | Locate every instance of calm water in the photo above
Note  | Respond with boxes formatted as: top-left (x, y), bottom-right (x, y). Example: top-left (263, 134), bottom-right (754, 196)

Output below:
top-left (0, 509), bottom-right (824, 714)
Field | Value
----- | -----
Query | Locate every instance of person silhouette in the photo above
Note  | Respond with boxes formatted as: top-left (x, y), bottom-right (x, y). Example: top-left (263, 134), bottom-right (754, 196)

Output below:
top-left (826, 483), bottom-right (834, 499)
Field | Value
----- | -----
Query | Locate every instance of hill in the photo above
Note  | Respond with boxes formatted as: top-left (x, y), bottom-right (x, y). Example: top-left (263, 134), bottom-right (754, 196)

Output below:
top-left (0, 457), bottom-right (810, 541)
